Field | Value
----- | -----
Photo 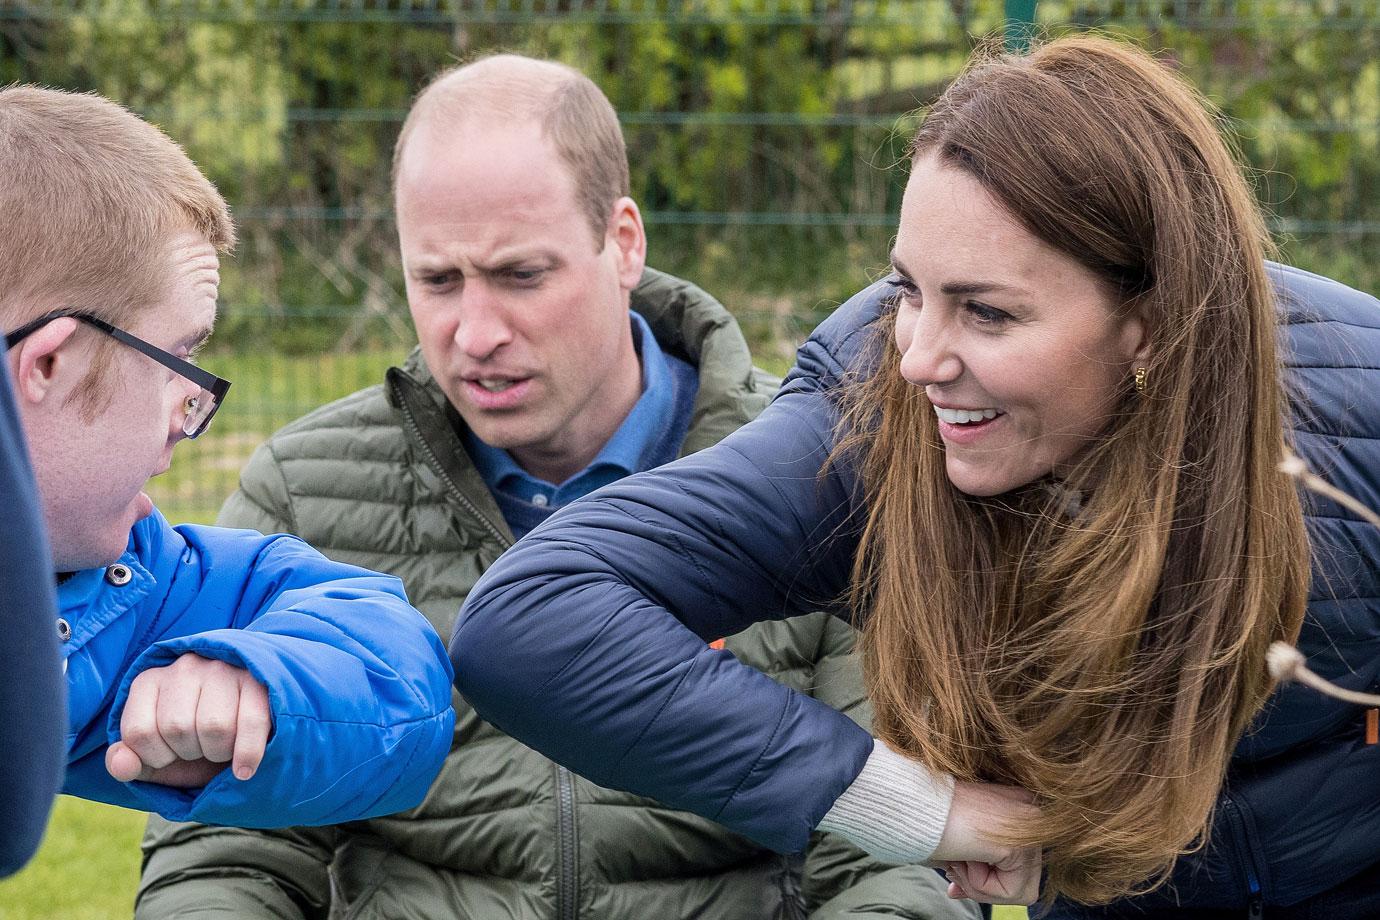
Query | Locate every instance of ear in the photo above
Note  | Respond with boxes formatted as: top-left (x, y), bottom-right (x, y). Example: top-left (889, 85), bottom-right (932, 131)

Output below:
top-left (9, 317), bottom-right (83, 408)
top-left (1117, 303), bottom-right (1152, 366)
top-left (607, 196), bottom-right (647, 291)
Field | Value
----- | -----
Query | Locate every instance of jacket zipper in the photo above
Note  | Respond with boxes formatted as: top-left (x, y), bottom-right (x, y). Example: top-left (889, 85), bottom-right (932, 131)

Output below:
top-left (392, 375), bottom-right (511, 549)
top-left (1220, 792), bottom-right (1265, 918)
top-left (556, 764), bottom-right (580, 920)
top-left (395, 374), bottom-right (582, 918)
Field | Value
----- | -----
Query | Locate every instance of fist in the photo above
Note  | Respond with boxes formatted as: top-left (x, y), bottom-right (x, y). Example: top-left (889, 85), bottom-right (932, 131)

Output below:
top-left (106, 653), bottom-right (272, 788)
top-left (932, 780), bottom-right (1042, 905)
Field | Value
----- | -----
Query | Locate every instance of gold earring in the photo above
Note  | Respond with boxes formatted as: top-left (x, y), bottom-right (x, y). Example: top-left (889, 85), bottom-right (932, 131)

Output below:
top-left (1134, 366), bottom-right (1148, 395)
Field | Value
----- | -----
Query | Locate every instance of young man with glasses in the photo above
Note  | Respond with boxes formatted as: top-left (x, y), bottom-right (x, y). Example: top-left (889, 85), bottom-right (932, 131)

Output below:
top-left (0, 86), bottom-right (454, 830)
top-left (6, 310), bottom-right (230, 439)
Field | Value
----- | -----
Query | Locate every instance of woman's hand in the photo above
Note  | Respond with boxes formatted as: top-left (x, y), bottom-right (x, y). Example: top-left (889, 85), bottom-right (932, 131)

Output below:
top-left (931, 780), bottom-right (1042, 905)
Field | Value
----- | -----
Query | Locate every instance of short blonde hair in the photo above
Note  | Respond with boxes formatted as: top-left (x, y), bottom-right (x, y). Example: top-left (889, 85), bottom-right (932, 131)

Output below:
top-left (393, 54), bottom-right (629, 246)
top-left (0, 86), bottom-right (234, 403)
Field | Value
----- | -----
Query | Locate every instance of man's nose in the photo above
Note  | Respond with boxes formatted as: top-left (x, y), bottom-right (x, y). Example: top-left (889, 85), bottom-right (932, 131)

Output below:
top-left (453, 282), bottom-right (514, 360)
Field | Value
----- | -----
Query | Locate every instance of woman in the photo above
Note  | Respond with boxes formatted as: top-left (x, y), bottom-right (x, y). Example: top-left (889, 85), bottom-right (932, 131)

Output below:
top-left (453, 35), bottom-right (1380, 914)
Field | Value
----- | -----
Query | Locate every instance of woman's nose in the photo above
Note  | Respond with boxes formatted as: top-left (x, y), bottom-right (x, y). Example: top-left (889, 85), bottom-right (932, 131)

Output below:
top-left (898, 313), bottom-right (963, 387)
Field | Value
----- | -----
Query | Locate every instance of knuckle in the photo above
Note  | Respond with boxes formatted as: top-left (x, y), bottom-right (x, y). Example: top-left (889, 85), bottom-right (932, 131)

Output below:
top-left (120, 722), bottom-right (160, 751)
top-left (173, 653), bottom-right (212, 674)
top-left (199, 715), bottom-right (237, 747)
top-left (240, 708), bottom-right (272, 736)
top-left (160, 714), bottom-right (198, 747)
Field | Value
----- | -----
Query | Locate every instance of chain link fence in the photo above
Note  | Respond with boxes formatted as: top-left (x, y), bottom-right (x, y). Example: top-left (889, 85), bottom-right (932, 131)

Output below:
top-left (2, 0), bottom-right (1376, 519)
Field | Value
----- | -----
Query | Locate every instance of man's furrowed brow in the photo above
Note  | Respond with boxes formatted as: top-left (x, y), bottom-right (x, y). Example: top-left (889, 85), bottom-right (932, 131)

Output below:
top-left (482, 250), bottom-right (560, 272)
top-left (407, 259), bottom-right (458, 276)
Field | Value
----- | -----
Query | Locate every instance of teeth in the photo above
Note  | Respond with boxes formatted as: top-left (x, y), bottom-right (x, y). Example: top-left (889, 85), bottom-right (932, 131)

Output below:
top-left (477, 379), bottom-right (515, 393)
top-left (934, 406), bottom-right (1000, 425)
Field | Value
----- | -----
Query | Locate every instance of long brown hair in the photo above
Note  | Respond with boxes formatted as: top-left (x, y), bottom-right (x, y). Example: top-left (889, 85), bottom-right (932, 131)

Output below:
top-left (839, 34), bottom-right (1309, 904)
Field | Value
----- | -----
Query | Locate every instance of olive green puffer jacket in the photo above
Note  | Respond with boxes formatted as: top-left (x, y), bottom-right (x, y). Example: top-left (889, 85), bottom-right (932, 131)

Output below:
top-left (137, 270), bottom-right (975, 920)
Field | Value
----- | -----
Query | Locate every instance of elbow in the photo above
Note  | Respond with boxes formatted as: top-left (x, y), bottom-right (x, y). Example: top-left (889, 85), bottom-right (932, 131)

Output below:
top-left (448, 572), bottom-right (535, 718)
top-left (409, 609), bottom-right (455, 709)
top-left (448, 591), bottom-right (499, 700)
top-left (397, 713), bottom-right (455, 811)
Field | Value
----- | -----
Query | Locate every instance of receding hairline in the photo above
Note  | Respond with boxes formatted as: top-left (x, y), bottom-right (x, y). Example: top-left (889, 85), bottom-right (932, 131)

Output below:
top-left (395, 54), bottom-right (589, 174)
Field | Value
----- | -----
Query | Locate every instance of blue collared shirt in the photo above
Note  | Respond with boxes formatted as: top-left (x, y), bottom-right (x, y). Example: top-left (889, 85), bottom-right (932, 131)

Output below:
top-left (464, 312), bottom-right (699, 539)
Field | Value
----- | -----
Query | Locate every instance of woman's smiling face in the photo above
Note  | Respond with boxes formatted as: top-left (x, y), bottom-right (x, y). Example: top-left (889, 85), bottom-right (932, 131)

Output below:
top-left (891, 155), bottom-right (1148, 497)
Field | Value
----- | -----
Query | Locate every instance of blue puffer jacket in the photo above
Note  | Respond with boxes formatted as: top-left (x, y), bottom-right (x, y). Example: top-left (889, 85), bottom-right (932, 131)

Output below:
top-left (454, 264), bottom-right (1380, 910)
top-left (62, 508), bottom-right (455, 828)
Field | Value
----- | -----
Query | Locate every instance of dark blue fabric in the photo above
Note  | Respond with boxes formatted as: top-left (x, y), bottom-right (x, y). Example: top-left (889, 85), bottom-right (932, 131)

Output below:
top-left (451, 278), bottom-right (890, 854)
top-left (452, 264), bottom-right (1380, 892)
top-left (0, 362), bottom-right (64, 878)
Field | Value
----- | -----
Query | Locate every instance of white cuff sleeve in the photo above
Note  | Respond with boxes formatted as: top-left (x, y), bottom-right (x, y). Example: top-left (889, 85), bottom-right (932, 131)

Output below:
top-left (816, 739), bottom-right (955, 864)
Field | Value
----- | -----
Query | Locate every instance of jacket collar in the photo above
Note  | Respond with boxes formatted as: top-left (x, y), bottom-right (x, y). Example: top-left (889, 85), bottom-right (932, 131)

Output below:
top-left (382, 267), bottom-right (772, 541)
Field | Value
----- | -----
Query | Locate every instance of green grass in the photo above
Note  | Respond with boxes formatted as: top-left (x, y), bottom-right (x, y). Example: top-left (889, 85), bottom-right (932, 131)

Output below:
top-left (0, 798), bottom-right (145, 920)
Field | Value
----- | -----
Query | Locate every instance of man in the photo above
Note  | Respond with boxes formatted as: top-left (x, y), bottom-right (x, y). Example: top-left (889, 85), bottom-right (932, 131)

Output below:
top-left (0, 358), bottom-right (63, 877)
top-left (138, 56), bottom-right (974, 919)
top-left (0, 86), bottom-right (454, 830)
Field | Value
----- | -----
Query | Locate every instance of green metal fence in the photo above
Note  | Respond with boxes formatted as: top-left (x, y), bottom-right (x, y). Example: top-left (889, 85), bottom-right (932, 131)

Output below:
top-left (2, 0), bottom-right (1376, 519)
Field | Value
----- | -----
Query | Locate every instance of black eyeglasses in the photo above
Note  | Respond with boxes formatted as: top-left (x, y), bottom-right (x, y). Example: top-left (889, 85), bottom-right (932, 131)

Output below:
top-left (5, 310), bottom-right (231, 438)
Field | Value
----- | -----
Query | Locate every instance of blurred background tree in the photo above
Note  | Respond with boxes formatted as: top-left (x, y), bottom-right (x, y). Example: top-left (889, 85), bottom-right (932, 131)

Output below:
top-left (1, 5), bottom-right (1374, 916)
top-left (1, 0), bottom-right (1374, 520)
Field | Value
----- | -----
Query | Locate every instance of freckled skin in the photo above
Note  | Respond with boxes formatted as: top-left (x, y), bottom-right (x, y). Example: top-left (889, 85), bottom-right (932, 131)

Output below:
top-left (15, 231), bottom-right (220, 570)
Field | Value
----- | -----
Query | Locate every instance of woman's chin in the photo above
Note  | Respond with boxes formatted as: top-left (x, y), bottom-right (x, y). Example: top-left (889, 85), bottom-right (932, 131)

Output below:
top-left (945, 463), bottom-right (1019, 498)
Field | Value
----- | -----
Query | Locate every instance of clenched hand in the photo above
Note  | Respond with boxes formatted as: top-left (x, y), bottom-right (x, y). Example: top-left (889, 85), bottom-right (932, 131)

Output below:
top-left (106, 653), bottom-right (272, 788)
top-left (932, 780), bottom-right (1043, 905)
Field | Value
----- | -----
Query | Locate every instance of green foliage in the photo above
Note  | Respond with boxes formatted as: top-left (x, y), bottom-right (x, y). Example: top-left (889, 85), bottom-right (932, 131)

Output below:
top-left (1037, 1), bottom-right (1380, 293)
top-left (2, 0), bottom-right (1378, 505)
top-left (7, 1), bottom-right (1372, 311)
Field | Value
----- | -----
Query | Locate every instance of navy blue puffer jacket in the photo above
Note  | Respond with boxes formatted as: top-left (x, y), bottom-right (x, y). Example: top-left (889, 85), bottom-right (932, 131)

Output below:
top-left (453, 264), bottom-right (1380, 911)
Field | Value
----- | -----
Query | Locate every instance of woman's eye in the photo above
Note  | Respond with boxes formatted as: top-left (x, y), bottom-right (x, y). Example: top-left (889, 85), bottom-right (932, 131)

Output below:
top-left (966, 301), bottom-right (1013, 327)
top-left (884, 274), bottom-right (920, 300)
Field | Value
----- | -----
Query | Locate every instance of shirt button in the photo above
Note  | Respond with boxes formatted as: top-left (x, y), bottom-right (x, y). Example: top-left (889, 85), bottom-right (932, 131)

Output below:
top-left (531, 494), bottom-right (549, 508)
top-left (105, 564), bottom-right (133, 586)
top-left (56, 618), bottom-right (72, 642)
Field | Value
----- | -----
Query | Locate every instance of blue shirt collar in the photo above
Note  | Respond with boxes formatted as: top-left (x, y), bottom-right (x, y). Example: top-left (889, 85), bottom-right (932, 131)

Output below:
top-left (463, 311), bottom-right (678, 508)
